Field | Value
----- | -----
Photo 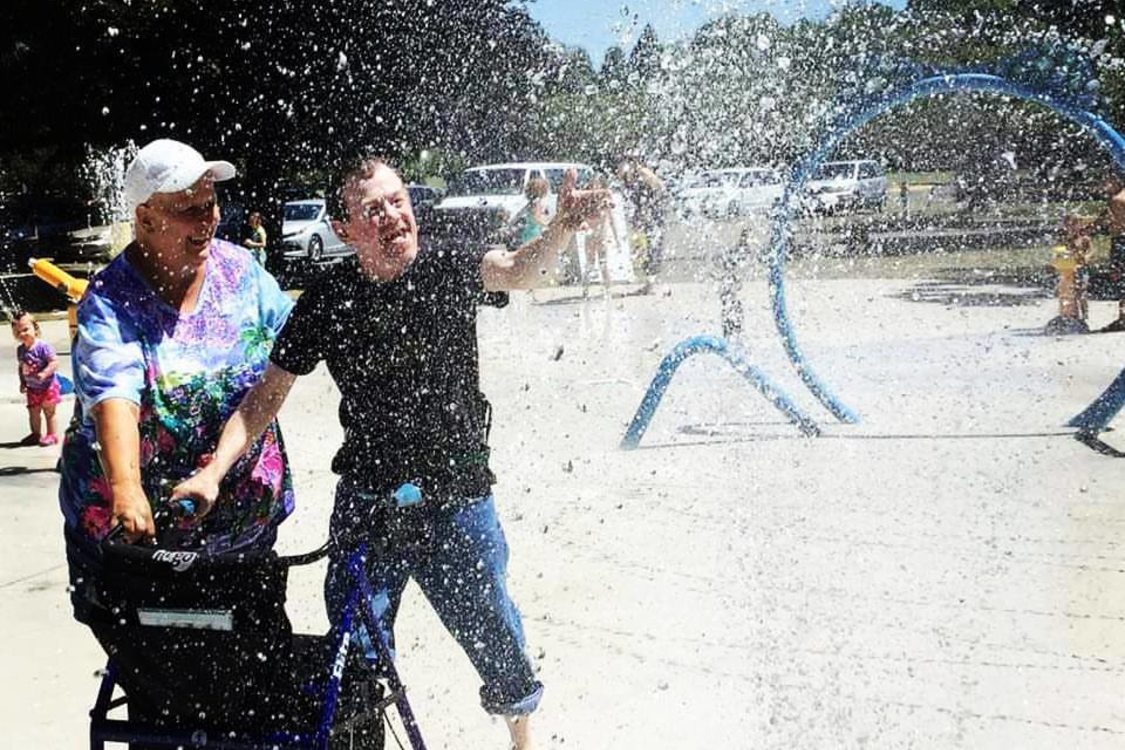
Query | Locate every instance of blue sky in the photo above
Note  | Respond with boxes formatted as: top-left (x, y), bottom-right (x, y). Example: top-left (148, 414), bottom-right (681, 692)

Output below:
top-left (525, 0), bottom-right (908, 64)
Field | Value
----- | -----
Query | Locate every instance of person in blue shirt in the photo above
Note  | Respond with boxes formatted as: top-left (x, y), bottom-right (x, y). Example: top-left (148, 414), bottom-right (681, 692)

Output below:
top-left (59, 139), bottom-right (296, 728)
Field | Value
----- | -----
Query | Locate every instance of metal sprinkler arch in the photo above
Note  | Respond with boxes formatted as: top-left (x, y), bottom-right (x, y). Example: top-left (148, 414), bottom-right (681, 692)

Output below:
top-left (622, 71), bottom-right (1125, 448)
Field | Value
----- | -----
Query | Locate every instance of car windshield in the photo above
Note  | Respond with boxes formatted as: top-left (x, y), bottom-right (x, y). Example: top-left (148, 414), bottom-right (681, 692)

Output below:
top-left (284, 203), bottom-right (322, 221)
top-left (815, 163), bottom-right (857, 180)
top-left (686, 172), bottom-right (738, 188)
top-left (448, 169), bottom-right (526, 196)
top-left (740, 170), bottom-right (778, 187)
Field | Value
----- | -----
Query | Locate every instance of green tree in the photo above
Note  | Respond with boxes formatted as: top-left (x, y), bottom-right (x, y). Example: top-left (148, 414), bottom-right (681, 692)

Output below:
top-left (0, 1), bottom-right (553, 217)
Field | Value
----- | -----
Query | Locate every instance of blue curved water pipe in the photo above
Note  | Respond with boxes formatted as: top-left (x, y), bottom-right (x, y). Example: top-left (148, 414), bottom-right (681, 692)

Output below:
top-left (1068, 368), bottom-right (1125, 432)
top-left (620, 335), bottom-right (820, 449)
top-left (768, 73), bottom-right (1125, 425)
top-left (622, 72), bottom-right (1124, 448)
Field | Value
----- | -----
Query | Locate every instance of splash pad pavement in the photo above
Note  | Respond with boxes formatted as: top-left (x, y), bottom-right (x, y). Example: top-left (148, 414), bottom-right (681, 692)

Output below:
top-left (2, 270), bottom-right (1124, 749)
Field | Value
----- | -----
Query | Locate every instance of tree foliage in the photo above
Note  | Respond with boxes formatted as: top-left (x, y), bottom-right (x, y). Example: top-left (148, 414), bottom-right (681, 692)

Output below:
top-left (0, 0), bottom-right (550, 201)
top-left (525, 2), bottom-right (1123, 179)
top-left (0, 0), bottom-right (1122, 211)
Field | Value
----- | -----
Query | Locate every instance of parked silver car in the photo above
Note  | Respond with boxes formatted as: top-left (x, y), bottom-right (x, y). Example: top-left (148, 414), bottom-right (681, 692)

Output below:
top-left (280, 199), bottom-right (350, 263)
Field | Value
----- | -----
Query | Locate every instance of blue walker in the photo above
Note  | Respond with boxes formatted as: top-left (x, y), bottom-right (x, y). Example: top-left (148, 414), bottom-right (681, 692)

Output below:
top-left (85, 497), bottom-right (428, 750)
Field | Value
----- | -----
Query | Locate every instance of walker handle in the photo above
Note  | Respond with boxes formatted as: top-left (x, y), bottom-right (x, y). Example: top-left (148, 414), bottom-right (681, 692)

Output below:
top-left (101, 487), bottom-right (198, 547)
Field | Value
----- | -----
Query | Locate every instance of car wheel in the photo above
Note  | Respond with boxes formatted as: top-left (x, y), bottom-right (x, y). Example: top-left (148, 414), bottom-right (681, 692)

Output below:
top-left (308, 235), bottom-right (324, 262)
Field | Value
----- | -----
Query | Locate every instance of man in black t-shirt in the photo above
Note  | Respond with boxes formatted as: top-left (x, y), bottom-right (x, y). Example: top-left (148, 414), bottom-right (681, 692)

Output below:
top-left (173, 157), bottom-right (611, 750)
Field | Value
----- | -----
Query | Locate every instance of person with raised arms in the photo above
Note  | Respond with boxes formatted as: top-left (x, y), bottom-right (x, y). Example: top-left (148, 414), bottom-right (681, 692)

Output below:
top-left (174, 158), bottom-right (611, 749)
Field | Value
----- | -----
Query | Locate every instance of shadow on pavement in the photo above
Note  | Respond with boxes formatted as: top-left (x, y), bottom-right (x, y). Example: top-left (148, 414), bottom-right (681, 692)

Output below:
top-left (0, 465), bottom-right (59, 476)
top-left (631, 424), bottom-right (1080, 450)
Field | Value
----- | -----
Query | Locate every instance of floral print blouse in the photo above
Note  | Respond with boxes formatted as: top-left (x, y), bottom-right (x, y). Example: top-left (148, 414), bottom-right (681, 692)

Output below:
top-left (59, 240), bottom-right (295, 553)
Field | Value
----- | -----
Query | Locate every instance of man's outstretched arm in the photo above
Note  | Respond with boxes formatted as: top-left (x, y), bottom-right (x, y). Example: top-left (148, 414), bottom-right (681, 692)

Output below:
top-left (171, 362), bottom-right (298, 517)
top-left (482, 172), bottom-right (613, 291)
top-left (480, 221), bottom-right (579, 291)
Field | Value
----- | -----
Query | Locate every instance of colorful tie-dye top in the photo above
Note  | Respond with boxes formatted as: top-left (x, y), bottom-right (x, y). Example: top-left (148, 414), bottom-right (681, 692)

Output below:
top-left (59, 240), bottom-right (295, 553)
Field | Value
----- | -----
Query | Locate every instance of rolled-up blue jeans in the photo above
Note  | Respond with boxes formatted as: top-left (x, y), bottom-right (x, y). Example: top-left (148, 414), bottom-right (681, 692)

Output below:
top-left (325, 479), bottom-right (543, 715)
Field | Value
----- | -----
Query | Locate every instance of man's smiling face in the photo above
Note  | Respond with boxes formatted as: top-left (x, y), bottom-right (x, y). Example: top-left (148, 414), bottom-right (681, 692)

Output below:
top-left (340, 164), bottom-right (419, 281)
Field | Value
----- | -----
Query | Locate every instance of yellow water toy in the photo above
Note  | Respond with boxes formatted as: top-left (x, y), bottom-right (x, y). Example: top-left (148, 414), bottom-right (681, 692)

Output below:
top-left (29, 257), bottom-right (89, 302)
top-left (1050, 244), bottom-right (1077, 273)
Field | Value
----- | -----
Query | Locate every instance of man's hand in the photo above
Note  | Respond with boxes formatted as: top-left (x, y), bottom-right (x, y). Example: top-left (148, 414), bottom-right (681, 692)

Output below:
top-left (171, 468), bottom-right (222, 522)
top-left (111, 481), bottom-right (155, 543)
top-left (481, 170), bottom-right (614, 291)
top-left (555, 168), bottom-right (613, 231)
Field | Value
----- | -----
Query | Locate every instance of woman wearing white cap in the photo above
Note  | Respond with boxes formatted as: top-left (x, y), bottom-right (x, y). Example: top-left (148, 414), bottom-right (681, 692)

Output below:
top-left (57, 138), bottom-right (296, 727)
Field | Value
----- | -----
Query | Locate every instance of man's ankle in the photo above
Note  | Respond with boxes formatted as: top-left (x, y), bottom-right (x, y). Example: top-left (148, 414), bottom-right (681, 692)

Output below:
top-left (504, 714), bottom-right (533, 750)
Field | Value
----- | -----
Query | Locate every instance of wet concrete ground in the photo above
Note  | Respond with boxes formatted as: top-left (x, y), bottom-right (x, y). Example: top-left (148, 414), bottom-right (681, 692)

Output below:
top-left (2, 273), bottom-right (1124, 749)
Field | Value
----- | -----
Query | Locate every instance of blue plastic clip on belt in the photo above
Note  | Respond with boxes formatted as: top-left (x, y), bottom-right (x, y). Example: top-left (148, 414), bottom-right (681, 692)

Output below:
top-left (392, 482), bottom-right (423, 508)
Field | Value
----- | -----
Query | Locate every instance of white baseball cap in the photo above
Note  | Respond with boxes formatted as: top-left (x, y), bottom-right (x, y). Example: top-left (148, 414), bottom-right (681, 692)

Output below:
top-left (124, 138), bottom-right (236, 214)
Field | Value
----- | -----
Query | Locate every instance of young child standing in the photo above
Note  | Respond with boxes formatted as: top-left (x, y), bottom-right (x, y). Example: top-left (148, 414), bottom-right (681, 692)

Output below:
top-left (11, 311), bottom-right (61, 445)
top-left (1064, 213), bottom-right (1094, 322)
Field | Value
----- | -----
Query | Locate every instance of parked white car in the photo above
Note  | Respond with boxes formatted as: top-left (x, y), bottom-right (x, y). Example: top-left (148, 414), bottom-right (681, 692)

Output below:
top-left (805, 159), bottom-right (887, 214)
top-left (677, 170), bottom-right (740, 218)
top-left (731, 167), bottom-right (784, 214)
top-left (677, 167), bottom-right (783, 218)
top-left (280, 199), bottom-right (350, 263)
top-left (434, 162), bottom-right (594, 233)
top-left (434, 161), bottom-right (635, 284)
